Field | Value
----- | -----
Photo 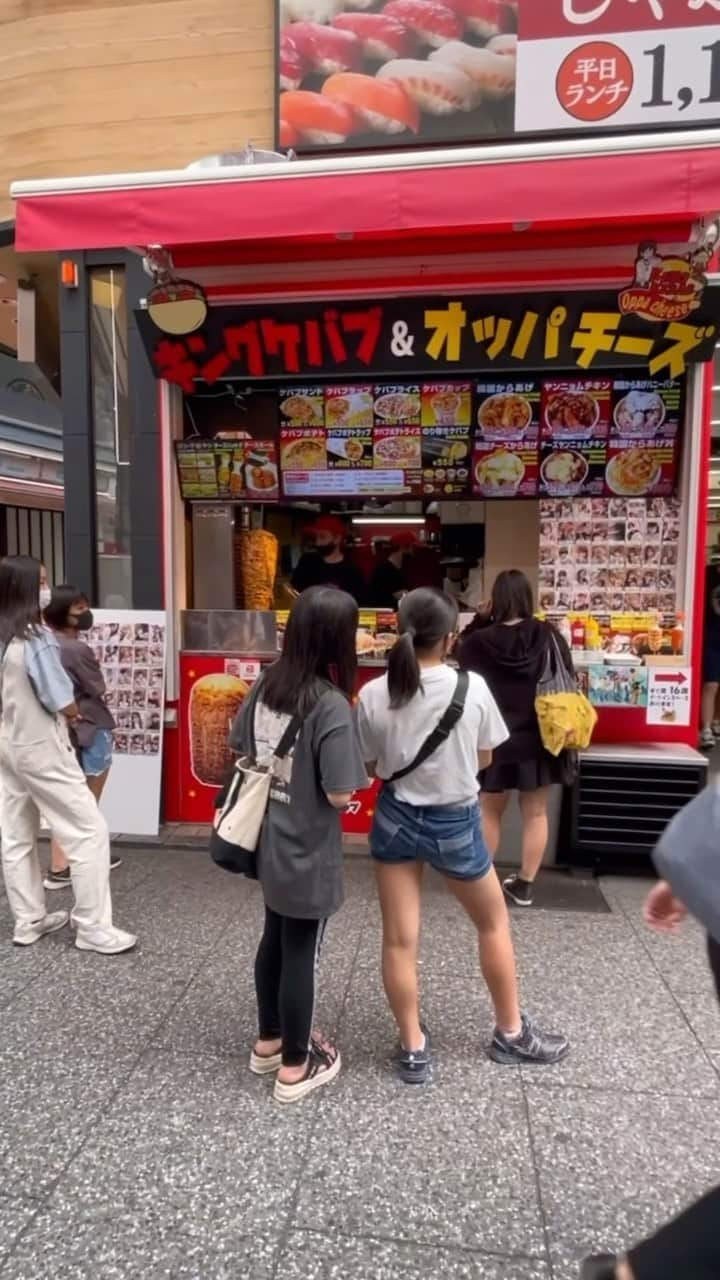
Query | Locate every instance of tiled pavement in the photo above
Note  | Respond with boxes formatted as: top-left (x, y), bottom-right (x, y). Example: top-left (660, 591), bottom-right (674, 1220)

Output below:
top-left (0, 851), bottom-right (719, 1279)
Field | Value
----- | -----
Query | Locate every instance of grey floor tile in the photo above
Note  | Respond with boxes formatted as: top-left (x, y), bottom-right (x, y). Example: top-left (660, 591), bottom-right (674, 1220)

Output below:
top-left (0, 1048), bottom-right (138, 1198)
top-left (527, 1083), bottom-right (720, 1279)
top-left (0, 1205), bottom-right (279, 1280)
top-left (296, 1067), bottom-right (545, 1258)
top-left (156, 900), bottom-right (364, 1059)
top-left (0, 1196), bottom-right (40, 1267)
top-left (0, 940), bottom-right (56, 1011)
top-left (279, 1230), bottom-right (550, 1279)
top-left (508, 916), bottom-right (719, 1096)
top-left (1, 950), bottom-right (193, 1057)
top-left (51, 1051), bottom-right (313, 1234)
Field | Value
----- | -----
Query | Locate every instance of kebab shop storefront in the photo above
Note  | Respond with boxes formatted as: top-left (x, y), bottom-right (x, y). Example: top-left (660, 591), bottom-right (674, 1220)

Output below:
top-left (11, 135), bottom-right (720, 863)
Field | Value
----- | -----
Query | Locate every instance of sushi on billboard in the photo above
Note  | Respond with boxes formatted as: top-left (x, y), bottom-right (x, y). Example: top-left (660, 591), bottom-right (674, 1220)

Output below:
top-left (276, 0), bottom-right (518, 152)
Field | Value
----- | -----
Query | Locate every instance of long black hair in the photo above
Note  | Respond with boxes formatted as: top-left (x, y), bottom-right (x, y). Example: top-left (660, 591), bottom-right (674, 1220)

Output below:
top-left (490, 569), bottom-right (534, 624)
top-left (262, 585), bottom-right (358, 717)
top-left (387, 588), bottom-right (458, 709)
top-left (43, 584), bottom-right (87, 631)
top-left (0, 555), bottom-right (43, 648)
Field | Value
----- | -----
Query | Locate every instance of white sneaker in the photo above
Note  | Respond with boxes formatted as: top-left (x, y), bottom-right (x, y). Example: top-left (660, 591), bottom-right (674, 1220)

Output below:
top-left (712, 721), bottom-right (720, 739)
top-left (13, 910), bottom-right (69, 947)
top-left (700, 728), bottom-right (716, 751)
top-left (75, 926), bottom-right (137, 955)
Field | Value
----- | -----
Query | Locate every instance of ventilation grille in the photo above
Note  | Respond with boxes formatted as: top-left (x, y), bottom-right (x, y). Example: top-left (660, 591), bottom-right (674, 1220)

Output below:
top-left (573, 759), bottom-right (705, 856)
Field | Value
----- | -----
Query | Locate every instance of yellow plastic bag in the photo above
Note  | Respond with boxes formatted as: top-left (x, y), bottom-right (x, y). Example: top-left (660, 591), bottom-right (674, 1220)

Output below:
top-left (535, 691), bottom-right (598, 757)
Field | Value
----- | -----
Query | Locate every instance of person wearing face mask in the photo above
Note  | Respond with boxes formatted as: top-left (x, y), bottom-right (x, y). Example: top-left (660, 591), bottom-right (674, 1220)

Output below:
top-left (290, 516), bottom-right (366, 603)
top-left (0, 558), bottom-right (135, 954)
top-left (42, 586), bottom-right (122, 890)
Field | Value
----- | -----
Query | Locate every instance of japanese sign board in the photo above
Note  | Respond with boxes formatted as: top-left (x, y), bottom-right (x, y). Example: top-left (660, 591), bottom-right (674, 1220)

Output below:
top-left (137, 291), bottom-right (720, 389)
top-left (646, 665), bottom-right (692, 725)
top-left (275, 1), bottom-right (720, 156)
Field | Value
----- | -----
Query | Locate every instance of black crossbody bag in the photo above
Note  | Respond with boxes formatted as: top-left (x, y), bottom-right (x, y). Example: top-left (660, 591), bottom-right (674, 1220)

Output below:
top-left (383, 670), bottom-right (470, 785)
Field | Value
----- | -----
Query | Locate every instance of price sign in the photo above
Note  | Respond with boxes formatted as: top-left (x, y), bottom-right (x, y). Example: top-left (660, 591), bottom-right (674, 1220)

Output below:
top-left (516, 8), bottom-right (720, 134)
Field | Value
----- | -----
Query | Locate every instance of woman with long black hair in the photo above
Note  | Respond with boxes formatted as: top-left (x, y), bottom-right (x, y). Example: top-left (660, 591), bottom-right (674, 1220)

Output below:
top-left (357, 588), bottom-right (569, 1084)
top-left (230, 585), bottom-right (367, 1104)
top-left (0, 556), bottom-right (135, 954)
top-left (458, 569), bottom-right (576, 909)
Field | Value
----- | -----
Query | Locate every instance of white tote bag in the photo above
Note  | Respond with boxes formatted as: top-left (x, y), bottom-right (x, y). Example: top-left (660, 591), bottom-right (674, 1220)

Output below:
top-left (209, 712), bottom-right (301, 877)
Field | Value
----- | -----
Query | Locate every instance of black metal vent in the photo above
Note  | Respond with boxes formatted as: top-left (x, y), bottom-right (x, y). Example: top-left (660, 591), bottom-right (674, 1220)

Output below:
top-left (564, 758), bottom-right (706, 870)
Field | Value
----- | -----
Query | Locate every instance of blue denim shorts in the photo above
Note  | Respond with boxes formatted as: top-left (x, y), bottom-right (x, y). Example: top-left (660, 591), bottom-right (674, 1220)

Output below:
top-left (79, 728), bottom-right (114, 777)
top-left (370, 786), bottom-right (491, 881)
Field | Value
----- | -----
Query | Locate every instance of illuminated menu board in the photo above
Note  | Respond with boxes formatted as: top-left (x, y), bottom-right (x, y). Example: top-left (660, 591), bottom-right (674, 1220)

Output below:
top-left (280, 383), bottom-right (473, 499)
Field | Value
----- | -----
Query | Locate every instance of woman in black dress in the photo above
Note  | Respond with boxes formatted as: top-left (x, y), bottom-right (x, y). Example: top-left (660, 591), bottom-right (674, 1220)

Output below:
top-left (457, 569), bottom-right (575, 909)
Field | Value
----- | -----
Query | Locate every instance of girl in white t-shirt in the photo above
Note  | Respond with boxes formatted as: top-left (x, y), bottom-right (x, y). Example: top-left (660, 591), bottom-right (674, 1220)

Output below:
top-left (357, 588), bottom-right (569, 1084)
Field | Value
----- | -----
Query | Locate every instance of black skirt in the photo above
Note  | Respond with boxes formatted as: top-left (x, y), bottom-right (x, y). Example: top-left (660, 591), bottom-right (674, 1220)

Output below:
top-left (480, 751), bottom-right (577, 794)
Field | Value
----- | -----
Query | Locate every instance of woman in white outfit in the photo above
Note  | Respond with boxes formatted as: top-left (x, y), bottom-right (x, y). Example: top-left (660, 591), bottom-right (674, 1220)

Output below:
top-left (0, 556), bottom-right (136, 955)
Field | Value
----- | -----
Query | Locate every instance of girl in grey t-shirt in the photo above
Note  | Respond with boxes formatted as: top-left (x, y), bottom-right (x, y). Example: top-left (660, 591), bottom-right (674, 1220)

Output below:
top-left (231, 586), bottom-right (367, 1105)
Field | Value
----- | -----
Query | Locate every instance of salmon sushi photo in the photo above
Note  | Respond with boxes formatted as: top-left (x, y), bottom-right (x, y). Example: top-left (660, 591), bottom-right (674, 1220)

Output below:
top-left (278, 118), bottom-right (300, 149)
top-left (279, 90), bottom-right (356, 145)
top-left (382, 0), bottom-right (463, 49)
top-left (322, 71), bottom-right (420, 134)
top-left (285, 21), bottom-right (363, 75)
top-left (429, 41), bottom-right (515, 98)
top-left (376, 57), bottom-right (478, 114)
top-left (331, 12), bottom-right (418, 62)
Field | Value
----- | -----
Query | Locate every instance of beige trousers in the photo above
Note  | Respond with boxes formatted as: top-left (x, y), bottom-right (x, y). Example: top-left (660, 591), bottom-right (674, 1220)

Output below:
top-left (0, 723), bottom-right (113, 932)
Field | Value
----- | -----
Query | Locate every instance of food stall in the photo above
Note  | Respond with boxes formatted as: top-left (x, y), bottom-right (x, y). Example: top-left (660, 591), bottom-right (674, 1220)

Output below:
top-left (11, 119), bottom-right (720, 856)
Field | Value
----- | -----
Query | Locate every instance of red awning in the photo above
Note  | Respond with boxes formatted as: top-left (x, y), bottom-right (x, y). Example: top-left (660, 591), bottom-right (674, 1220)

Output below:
top-left (12, 133), bottom-right (720, 255)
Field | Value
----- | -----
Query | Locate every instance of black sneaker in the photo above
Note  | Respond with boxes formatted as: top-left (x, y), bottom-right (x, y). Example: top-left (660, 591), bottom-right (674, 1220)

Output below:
top-left (503, 874), bottom-right (533, 907)
top-left (580, 1257), bottom-right (617, 1279)
top-left (44, 855), bottom-right (122, 890)
top-left (396, 1025), bottom-right (432, 1085)
top-left (44, 868), bottom-right (71, 891)
top-left (489, 1013), bottom-right (570, 1066)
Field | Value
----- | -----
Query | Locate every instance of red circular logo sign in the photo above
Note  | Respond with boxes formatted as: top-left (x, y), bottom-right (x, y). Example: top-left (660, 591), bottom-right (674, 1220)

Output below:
top-left (556, 41), bottom-right (634, 123)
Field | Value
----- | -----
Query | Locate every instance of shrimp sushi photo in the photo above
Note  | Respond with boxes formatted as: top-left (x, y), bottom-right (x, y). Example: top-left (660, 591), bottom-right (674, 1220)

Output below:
top-left (487, 33), bottom-right (517, 58)
top-left (429, 41), bottom-right (515, 98)
top-left (376, 57), bottom-right (477, 114)
top-left (331, 12), bottom-right (417, 62)
top-left (322, 71), bottom-right (420, 134)
top-left (285, 21), bottom-right (363, 75)
top-left (279, 90), bottom-right (356, 145)
top-left (382, 0), bottom-right (463, 49)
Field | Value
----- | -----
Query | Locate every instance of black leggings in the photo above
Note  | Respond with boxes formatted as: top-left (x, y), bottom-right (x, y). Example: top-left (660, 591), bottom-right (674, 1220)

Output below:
top-left (628, 935), bottom-right (720, 1280)
top-left (254, 905), bottom-right (326, 1067)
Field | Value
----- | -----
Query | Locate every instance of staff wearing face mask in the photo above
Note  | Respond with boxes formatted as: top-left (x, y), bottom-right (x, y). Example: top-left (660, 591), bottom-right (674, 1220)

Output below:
top-left (43, 585), bottom-right (121, 891)
top-left (290, 516), bottom-right (366, 603)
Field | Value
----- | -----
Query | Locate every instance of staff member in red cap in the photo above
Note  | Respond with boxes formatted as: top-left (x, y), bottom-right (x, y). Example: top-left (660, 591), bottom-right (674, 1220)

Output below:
top-left (369, 532), bottom-right (416, 610)
top-left (290, 516), bottom-right (366, 602)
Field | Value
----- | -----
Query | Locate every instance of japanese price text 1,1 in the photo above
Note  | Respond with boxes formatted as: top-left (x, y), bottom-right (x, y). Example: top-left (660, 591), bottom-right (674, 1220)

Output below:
top-left (516, 24), bottom-right (720, 133)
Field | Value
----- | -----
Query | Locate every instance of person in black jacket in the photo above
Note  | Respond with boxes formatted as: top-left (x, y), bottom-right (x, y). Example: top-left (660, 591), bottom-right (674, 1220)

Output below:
top-left (457, 569), bottom-right (575, 909)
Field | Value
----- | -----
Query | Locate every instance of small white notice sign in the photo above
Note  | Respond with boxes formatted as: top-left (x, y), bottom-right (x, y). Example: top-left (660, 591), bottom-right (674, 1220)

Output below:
top-left (646, 668), bottom-right (691, 728)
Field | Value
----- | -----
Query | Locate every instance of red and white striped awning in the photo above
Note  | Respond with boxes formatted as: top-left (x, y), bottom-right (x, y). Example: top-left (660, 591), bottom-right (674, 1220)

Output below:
top-left (11, 129), bottom-right (720, 258)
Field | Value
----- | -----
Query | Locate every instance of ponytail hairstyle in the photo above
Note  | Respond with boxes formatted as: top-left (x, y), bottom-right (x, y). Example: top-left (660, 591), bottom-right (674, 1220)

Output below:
top-left (387, 587), bottom-right (459, 709)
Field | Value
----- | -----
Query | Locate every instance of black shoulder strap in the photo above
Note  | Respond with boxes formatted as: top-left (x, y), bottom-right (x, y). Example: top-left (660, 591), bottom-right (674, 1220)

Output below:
top-left (274, 714), bottom-right (302, 760)
top-left (387, 670), bottom-right (470, 785)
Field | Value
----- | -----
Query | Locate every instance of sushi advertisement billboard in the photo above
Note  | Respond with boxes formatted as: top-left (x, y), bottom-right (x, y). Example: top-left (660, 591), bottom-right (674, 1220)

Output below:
top-left (276, 1), bottom-right (720, 154)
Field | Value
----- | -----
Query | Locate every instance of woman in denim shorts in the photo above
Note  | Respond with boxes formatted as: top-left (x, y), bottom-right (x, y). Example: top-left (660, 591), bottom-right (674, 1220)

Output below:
top-left (43, 586), bottom-right (121, 890)
top-left (357, 588), bottom-right (569, 1084)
